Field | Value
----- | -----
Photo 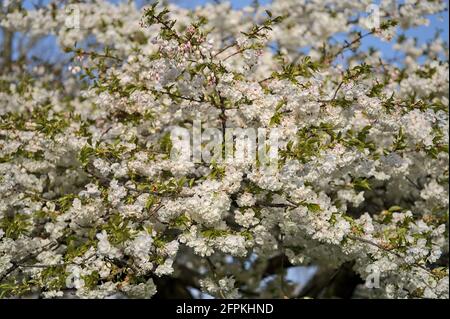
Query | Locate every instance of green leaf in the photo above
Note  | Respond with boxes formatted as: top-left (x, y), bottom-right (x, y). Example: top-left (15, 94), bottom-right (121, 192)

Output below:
top-left (388, 206), bottom-right (403, 212)
top-left (201, 229), bottom-right (229, 239)
top-left (353, 178), bottom-right (371, 191)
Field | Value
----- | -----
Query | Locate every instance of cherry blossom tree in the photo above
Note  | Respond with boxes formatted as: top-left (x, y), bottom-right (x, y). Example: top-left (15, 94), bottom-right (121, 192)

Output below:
top-left (0, 0), bottom-right (448, 299)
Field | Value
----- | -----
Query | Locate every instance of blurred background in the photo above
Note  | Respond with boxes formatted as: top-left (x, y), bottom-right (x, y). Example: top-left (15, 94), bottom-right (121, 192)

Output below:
top-left (1, 0), bottom-right (448, 67)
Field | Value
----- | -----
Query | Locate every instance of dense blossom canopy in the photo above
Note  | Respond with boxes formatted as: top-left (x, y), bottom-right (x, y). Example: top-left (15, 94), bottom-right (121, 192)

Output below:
top-left (0, 0), bottom-right (448, 299)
